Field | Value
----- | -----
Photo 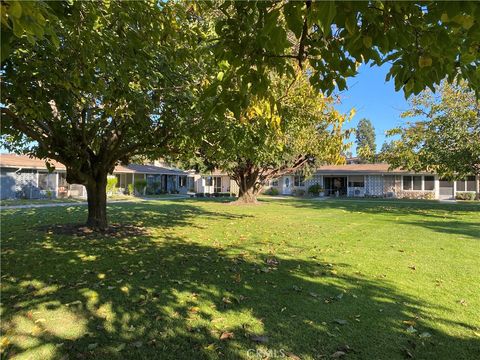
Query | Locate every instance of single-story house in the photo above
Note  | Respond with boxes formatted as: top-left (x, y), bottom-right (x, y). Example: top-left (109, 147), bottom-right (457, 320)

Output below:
top-left (264, 163), bottom-right (479, 200)
top-left (188, 170), bottom-right (239, 196)
top-left (0, 154), bottom-right (190, 199)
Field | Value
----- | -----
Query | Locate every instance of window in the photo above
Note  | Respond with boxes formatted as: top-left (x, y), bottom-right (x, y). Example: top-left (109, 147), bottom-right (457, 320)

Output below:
top-left (187, 177), bottom-right (195, 192)
top-left (403, 176), bottom-right (412, 190)
top-left (271, 179), bottom-right (279, 186)
top-left (38, 172), bottom-right (56, 191)
top-left (466, 176), bottom-right (476, 192)
top-left (348, 175), bottom-right (364, 188)
top-left (213, 176), bottom-right (222, 193)
top-left (294, 174), bottom-right (305, 187)
top-left (204, 177), bottom-right (213, 186)
top-left (456, 179), bottom-right (466, 191)
top-left (179, 176), bottom-right (187, 187)
top-left (424, 176), bottom-right (435, 191)
top-left (413, 176), bottom-right (422, 190)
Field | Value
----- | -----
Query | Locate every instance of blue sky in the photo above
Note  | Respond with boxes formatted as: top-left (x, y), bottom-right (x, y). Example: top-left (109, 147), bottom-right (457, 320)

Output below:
top-left (334, 63), bottom-right (411, 155)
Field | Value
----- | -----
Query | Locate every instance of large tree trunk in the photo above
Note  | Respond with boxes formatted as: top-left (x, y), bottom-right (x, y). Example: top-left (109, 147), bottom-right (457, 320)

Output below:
top-left (85, 174), bottom-right (108, 230)
top-left (234, 169), bottom-right (261, 204)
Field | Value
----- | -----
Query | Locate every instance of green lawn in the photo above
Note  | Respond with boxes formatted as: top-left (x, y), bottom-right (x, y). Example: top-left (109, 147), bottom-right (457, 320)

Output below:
top-left (1, 198), bottom-right (479, 359)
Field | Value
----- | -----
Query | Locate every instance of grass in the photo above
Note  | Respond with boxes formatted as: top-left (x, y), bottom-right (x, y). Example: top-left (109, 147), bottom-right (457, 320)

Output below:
top-left (0, 197), bottom-right (84, 207)
top-left (0, 193), bottom-right (184, 207)
top-left (1, 198), bottom-right (479, 359)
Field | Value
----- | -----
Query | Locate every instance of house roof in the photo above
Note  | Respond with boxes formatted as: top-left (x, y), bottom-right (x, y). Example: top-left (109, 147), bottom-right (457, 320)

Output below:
top-left (0, 154), bottom-right (187, 175)
top-left (0, 154), bottom-right (67, 170)
top-left (314, 163), bottom-right (431, 175)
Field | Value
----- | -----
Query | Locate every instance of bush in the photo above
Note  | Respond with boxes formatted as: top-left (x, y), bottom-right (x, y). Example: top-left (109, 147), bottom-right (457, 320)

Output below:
top-left (146, 181), bottom-right (161, 195)
top-left (127, 183), bottom-right (134, 196)
top-left (106, 176), bottom-right (118, 195)
top-left (134, 179), bottom-right (147, 195)
top-left (308, 184), bottom-right (323, 196)
top-left (455, 192), bottom-right (476, 201)
top-left (264, 188), bottom-right (279, 196)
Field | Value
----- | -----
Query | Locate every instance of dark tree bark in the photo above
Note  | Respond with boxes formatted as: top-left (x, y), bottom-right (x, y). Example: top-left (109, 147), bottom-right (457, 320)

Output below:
top-left (236, 177), bottom-right (260, 204)
top-left (232, 163), bottom-right (262, 204)
top-left (85, 173), bottom-right (108, 230)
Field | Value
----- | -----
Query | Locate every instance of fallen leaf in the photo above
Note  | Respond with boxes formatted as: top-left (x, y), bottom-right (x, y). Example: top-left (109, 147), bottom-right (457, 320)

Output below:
top-left (285, 351), bottom-right (301, 359)
top-left (402, 320), bottom-right (416, 326)
top-left (333, 319), bottom-right (348, 325)
top-left (331, 351), bottom-right (346, 358)
top-left (220, 332), bottom-right (234, 340)
top-left (408, 265), bottom-right (416, 271)
top-left (132, 341), bottom-right (143, 348)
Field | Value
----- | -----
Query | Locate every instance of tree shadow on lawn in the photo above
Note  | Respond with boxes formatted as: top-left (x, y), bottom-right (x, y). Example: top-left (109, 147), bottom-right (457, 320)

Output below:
top-left (276, 198), bottom-right (480, 240)
top-left (1, 203), bottom-right (479, 359)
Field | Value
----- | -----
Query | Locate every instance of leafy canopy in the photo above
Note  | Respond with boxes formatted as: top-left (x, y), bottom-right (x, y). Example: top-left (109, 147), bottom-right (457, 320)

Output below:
top-left (191, 71), bottom-right (352, 182)
top-left (1, 0), bottom-right (203, 178)
top-left (381, 81), bottom-right (480, 179)
top-left (208, 0), bottom-right (479, 118)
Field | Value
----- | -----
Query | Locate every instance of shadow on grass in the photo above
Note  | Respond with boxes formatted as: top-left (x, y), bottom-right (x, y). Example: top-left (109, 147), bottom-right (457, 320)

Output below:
top-left (1, 202), bottom-right (479, 359)
top-left (274, 198), bottom-right (480, 240)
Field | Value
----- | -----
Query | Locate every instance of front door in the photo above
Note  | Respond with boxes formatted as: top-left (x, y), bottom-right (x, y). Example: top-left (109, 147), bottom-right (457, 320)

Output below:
top-left (283, 176), bottom-right (292, 195)
top-left (439, 180), bottom-right (454, 200)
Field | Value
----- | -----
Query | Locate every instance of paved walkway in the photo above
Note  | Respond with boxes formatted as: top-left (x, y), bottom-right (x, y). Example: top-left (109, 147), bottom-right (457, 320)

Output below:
top-left (1, 195), bottom-right (190, 210)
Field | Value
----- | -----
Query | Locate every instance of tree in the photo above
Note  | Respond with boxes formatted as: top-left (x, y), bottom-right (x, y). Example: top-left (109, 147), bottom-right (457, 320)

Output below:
top-left (208, 0), bottom-right (479, 118)
top-left (380, 81), bottom-right (480, 179)
top-left (380, 141), bottom-right (394, 155)
top-left (189, 72), bottom-right (352, 204)
top-left (1, 1), bottom-right (203, 229)
top-left (355, 118), bottom-right (376, 162)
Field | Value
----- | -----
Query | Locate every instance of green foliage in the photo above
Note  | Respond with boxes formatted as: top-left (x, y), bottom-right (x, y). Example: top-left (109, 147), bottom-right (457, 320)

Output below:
top-left (265, 188), bottom-right (279, 196)
top-left (0, 0), bottom-right (65, 63)
top-left (381, 81), bottom-right (480, 179)
top-left (456, 192), bottom-right (476, 201)
top-left (127, 184), bottom-right (134, 196)
top-left (355, 118), bottom-right (376, 162)
top-left (134, 180), bottom-right (147, 196)
top-left (308, 184), bottom-right (324, 196)
top-left (106, 176), bottom-right (118, 196)
top-left (1, 1), bottom-right (205, 227)
top-left (189, 71), bottom-right (352, 201)
top-left (209, 0), bottom-right (479, 106)
top-left (146, 182), bottom-right (161, 196)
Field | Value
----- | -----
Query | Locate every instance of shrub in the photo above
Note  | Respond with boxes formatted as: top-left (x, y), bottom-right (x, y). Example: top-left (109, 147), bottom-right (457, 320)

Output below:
top-left (127, 183), bottom-right (134, 196)
top-left (106, 176), bottom-right (118, 195)
top-left (308, 184), bottom-right (323, 196)
top-left (456, 192), bottom-right (476, 201)
top-left (146, 181), bottom-right (161, 195)
top-left (134, 179), bottom-right (147, 195)
top-left (264, 187), bottom-right (279, 196)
